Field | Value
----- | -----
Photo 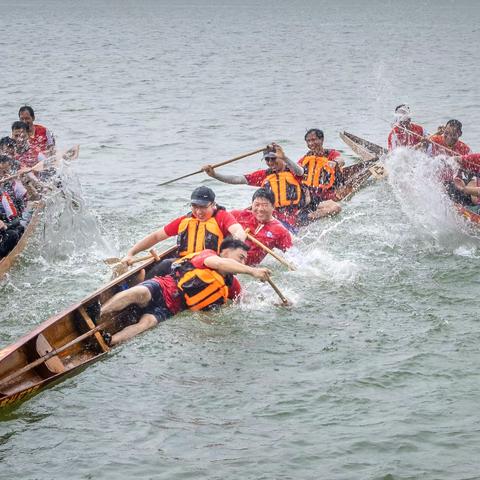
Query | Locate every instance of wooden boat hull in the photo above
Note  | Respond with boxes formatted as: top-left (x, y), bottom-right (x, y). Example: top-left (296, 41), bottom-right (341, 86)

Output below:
top-left (455, 204), bottom-right (480, 225)
top-left (0, 202), bottom-right (44, 279)
top-left (0, 146), bottom-right (80, 279)
top-left (340, 131), bottom-right (387, 160)
top-left (0, 246), bottom-right (177, 409)
top-left (334, 132), bottom-right (388, 202)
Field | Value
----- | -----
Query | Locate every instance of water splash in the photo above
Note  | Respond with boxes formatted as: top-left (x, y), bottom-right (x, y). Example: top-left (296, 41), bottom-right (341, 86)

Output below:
top-left (385, 148), bottom-right (480, 248)
top-left (39, 158), bottom-right (113, 262)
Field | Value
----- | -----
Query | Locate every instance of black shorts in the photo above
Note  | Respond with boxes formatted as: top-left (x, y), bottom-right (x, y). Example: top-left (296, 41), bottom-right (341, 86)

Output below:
top-left (140, 280), bottom-right (174, 323)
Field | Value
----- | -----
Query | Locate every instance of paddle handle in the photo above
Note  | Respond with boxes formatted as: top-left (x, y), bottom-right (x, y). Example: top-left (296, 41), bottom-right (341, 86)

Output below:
top-left (265, 276), bottom-right (289, 306)
top-left (158, 147), bottom-right (265, 186)
top-left (245, 229), bottom-right (295, 271)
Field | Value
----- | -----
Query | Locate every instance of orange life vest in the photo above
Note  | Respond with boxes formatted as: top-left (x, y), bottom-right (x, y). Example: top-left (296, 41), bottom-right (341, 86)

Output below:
top-left (300, 155), bottom-right (336, 190)
top-left (172, 253), bottom-right (229, 311)
top-left (261, 170), bottom-right (303, 208)
top-left (177, 210), bottom-right (224, 257)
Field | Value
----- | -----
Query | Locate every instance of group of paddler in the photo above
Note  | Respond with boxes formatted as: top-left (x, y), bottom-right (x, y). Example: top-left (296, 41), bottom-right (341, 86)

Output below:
top-left (386, 104), bottom-right (480, 213)
top-left (2, 105), bottom-right (480, 348)
top-left (0, 106), bottom-right (57, 258)
top-left (101, 128), bottom-right (353, 345)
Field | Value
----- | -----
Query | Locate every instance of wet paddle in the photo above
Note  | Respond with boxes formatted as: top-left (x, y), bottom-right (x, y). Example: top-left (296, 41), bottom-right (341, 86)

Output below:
top-left (105, 249), bottom-right (160, 278)
top-left (244, 228), bottom-right (295, 271)
top-left (157, 147), bottom-right (264, 186)
top-left (265, 275), bottom-right (291, 307)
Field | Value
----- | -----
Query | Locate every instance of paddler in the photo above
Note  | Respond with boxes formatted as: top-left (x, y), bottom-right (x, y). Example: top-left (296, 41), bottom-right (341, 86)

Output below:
top-left (424, 119), bottom-right (471, 157)
top-left (101, 238), bottom-right (271, 345)
top-left (420, 120), bottom-right (472, 196)
top-left (11, 121), bottom-right (47, 169)
top-left (229, 188), bottom-right (292, 266)
top-left (0, 137), bottom-right (16, 158)
top-left (18, 105), bottom-right (55, 155)
top-left (0, 155), bottom-right (26, 257)
top-left (203, 143), bottom-right (308, 232)
top-left (450, 153), bottom-right (480, 213)
top-left (387, 104), bottom-right (426, 149)
top-left (122, 186), bottom-right (246, 275)
top-left (296, 128), bottom-right (343, 224)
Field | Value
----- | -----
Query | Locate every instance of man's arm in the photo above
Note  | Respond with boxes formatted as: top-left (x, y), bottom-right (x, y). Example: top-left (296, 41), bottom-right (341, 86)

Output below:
top-left (204, 255), bottom-right (271, 280)
top-left (272, 143), bottom-right (304, 176)
top-left (122, 228), bottom-right (170, 264)
top-left (227, 222), bottom-right (247, 241)
top-left (203, 165), bottom-right (248, 184)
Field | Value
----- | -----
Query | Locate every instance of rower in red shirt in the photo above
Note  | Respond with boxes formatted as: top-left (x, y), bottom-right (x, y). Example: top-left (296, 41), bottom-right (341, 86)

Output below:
top-left (203, 144), bottom-right (307, 231)
top-left (297, 128), bottom-right (343, 223)
top-left (230, 188), bottom-right (292, 266)
top-left (18, 106), bottom-right (55, 155)
top-left (448, 153), bottom-right (480, 213)
top-left (122, 186), bottom-right (246, 279)
top-left (101, 238), bottom-right (271, 345)
top-left (426, 119), bottom-right (471, 157)
top-left (387, 104), bottom-right (426, 150)
top-left (11, 121), bottom-right (47, 169)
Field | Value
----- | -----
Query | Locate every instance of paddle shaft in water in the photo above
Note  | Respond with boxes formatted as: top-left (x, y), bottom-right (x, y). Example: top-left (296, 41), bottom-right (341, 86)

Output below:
top-left (158, 147), bottom-right (264, 186)
top-left (265, 276), bottom-right (290, 306)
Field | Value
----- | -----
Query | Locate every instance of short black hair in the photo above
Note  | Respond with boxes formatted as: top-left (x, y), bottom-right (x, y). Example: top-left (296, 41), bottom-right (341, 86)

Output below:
top-left (252, 187), bottom-right (275, 205)
top-left (0, 136), bottom-right (15, 148)
top-left (446, 119), bottom-right (462, 133)
top-left (18, 105), bottom-right (35, 119)
top-left (395, 104), bottom-right (408, 112)
top-left (0, 154), bottom-right (13, 165)
top-left (220, 237), bottom-right (250, 252)
top-left (11, 121), bottom-right (28, 131)
top-left (305, 128), bottom-right (324, 141)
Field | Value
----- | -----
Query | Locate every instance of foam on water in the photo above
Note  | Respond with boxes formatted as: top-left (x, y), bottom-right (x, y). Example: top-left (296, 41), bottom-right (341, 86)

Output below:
top-left (385, 148), bottom-right (480, 250)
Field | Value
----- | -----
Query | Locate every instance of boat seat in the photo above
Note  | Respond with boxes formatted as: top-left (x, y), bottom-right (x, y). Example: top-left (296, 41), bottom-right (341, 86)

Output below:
top-left (35, 334), bottom-right (66, 374)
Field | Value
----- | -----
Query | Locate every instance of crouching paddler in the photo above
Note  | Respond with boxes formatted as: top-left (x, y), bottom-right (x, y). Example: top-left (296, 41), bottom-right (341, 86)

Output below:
top-left (101, 238), bottom-right (271, 345)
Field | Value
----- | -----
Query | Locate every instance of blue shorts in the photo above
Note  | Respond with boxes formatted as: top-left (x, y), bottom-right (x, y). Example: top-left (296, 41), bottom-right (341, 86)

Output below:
top-left (140, 280), bottom-right (174, 323)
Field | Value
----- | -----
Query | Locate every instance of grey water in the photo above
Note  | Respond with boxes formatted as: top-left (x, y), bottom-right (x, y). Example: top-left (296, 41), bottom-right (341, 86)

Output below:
top-left (1, 0), bottom-right (480, 478)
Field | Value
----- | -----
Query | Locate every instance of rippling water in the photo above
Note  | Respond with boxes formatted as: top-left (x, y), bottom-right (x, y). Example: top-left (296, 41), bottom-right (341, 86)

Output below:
top-left (1, 1), bottom-right (480, 479)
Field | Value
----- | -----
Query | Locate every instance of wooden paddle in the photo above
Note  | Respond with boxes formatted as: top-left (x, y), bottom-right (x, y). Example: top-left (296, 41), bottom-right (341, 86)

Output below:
top-left (244, 228), bottom-right (295, 271)
top-left (265, 275), bottom-right (291, 306)
top-left (157, 147), bottom-right (264, 186)
top-left (106, 249), bottom-right (160, 278)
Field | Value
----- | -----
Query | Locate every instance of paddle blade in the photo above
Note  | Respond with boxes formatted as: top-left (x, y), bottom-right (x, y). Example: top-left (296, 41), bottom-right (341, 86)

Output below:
top-left (104, 257), bottom-right (122, 265)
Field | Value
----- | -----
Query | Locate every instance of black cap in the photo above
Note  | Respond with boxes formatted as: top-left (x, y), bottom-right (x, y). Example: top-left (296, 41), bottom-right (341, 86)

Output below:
top-left (191, 186), bottom-right (215, 206)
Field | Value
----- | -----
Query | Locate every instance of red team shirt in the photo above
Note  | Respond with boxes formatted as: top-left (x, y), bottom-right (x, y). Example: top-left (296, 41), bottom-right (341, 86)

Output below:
top-left (163, 209), bottom-right (238, 237)
top-left (29, 124), bottom-right (55, 153)
top-left (388, 123), bottom-right (425, 150)
top-left (427, 134), bottom-right (471, 157)
top-left (150, 249), bottom-right (241, 313)
top-left (230, 209), bottom-right (293, 265)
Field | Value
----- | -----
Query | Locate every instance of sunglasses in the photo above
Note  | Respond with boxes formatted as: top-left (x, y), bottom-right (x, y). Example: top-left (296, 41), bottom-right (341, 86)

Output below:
top-left (264, 156), bottom-right (277, 163)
